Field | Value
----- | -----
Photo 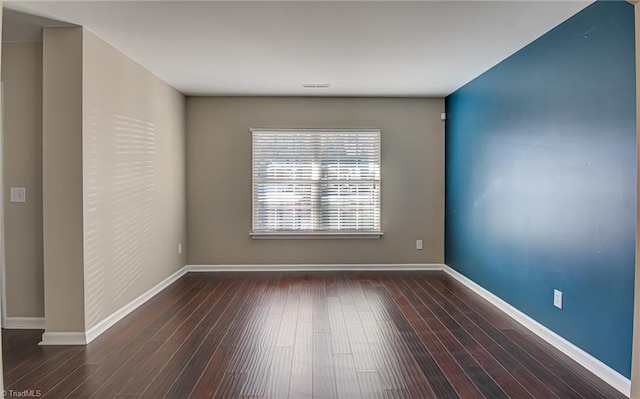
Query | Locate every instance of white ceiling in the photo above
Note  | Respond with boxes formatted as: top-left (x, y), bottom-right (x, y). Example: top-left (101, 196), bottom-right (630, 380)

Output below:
top-left (4, 1), bottom-right (592, 97)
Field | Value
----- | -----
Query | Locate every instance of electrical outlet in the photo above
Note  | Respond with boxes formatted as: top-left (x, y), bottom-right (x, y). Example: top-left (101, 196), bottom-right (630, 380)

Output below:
top-left (178, 243), bottom-right (183, 255)
top-left (10, 187), bottom-right (25, 203)
top-left (554, 289), bottom-right (563, 309)
top-left (416, 240), bottom-right (423, 250)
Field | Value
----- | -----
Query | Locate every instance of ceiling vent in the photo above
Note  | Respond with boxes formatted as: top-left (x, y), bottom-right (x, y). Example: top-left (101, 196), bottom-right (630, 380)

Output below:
top-left (302, 83), bottom-right (331, 89)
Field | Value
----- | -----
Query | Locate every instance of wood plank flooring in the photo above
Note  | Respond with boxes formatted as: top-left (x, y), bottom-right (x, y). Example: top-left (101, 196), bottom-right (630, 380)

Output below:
top-left (2, 272), bottom-right (626, 398)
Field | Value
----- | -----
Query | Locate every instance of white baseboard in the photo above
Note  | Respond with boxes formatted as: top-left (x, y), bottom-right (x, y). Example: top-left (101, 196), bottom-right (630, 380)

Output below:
top-left (84, 265), bottom-right (188, 344)
top-left (3, 317), bottom-right (45, 329)
top-left (442, 264), bottom-right (631, 397)
top-left (39, 266), bottom-right (188, 346)
top-left (39, 332), bottom-right (87, 346)
top-left (187, 263), bottom-right (444, 272)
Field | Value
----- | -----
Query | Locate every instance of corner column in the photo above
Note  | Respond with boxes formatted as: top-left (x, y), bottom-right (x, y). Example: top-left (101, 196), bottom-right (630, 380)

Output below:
top-left (41, 27), bottom-right (86, 344)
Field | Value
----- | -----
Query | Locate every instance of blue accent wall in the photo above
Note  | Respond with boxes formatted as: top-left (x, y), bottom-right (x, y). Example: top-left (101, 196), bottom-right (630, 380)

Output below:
top-left (445, 1), bottom-right (636, 377)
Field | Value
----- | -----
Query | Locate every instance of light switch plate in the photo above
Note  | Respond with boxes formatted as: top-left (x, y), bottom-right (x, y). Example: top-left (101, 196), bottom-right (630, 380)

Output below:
top-left (10, 187), bottom-right (26, 203)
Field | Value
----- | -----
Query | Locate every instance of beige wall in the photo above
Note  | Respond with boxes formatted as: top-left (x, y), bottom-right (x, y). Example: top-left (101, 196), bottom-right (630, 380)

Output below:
top-left (42, 27), bottom-right (85, 332)
top-left (1, 42), bottom-right (43, 318)
top-left (41, 27), bottom-right (187, 334)
top-left (82, 30), bottom-right (186, 330)
top-left (187, 97), bottom-right (444, 265)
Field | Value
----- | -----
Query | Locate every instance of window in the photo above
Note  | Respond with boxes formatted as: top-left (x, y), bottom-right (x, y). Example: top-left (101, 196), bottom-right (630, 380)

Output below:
top-left (251, 129), bottom-right (381, 238)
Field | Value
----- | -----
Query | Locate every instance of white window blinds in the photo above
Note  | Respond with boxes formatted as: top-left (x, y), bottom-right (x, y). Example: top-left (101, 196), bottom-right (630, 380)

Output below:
top-left (252, 129), bottom-right (381, 234)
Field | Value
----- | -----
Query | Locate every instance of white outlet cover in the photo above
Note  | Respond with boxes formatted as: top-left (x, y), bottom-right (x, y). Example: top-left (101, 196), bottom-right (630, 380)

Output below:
top-left (416, 240), bottom-right (423, 250)
top-left (10, 187), bottom-right (26, 203)
top-left (554, 289), bottom-right (563, 309)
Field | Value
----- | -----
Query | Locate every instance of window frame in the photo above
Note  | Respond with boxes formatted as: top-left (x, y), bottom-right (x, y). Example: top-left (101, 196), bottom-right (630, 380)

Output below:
top-left (250, 128), bottom-right (383, 239)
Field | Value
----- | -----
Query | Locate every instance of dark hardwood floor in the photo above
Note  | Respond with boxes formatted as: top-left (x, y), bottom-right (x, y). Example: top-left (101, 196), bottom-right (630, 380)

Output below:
top-left (2, 272), bottom-right (626, 398)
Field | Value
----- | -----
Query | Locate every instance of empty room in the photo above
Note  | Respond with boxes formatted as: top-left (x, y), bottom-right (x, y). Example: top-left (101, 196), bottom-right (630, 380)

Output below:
top-left (0, 0), bottom-right (637, 398)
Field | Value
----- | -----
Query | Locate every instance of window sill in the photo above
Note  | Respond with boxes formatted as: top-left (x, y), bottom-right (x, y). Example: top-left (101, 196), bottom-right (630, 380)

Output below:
top-left (250, 232), bottom-right (384, 240)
